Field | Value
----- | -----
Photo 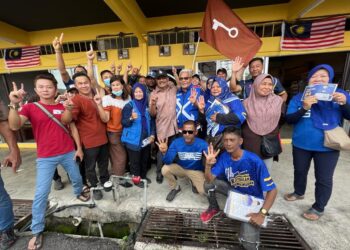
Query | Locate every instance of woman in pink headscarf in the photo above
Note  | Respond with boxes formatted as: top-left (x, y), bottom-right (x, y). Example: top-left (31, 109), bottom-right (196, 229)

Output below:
top-left (242, 74), bottom-right (285, 169)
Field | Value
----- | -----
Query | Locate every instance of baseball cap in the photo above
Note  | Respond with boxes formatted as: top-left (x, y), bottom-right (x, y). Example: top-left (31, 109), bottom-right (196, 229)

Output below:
top-left (67, 84), bottom-right (77, 93)
top-left (154, 70), bottom-right (168, 79)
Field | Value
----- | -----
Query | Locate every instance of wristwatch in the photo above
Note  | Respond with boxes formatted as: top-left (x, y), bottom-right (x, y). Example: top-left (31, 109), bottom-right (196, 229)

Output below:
top-left (259, 208), bottom-right (269, 216)
top-left (8, 103), bottom-right (19, 110)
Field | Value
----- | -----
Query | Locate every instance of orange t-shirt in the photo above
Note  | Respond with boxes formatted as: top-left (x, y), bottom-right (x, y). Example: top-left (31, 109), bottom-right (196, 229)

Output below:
top-left (102, 95), bottom-right (130, 132)
top-left (72, 94), bottom-right (108, 149)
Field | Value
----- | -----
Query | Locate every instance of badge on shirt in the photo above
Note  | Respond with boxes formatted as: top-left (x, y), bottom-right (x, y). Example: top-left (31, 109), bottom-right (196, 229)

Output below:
top-left (53, 109), bottom-right (64, 115)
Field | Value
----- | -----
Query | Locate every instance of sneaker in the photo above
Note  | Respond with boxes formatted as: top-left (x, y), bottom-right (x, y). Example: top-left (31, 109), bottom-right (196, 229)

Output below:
top-left (119, 180), bottom-right (133, 188)
top-left (156, 173), bottom-right (163, 184)
top-left (0, 228), bottom-right (17, 250)
top-left (93, 190), bottom-right (103, 200)
top-left (166, 187), bottom-right (181, 201)
top-left (189, 179), bottom-right (198, 194)
top-left (54, 179), bottom-right (64, 190)
top-left (200, 208), bottom-right (221, 223)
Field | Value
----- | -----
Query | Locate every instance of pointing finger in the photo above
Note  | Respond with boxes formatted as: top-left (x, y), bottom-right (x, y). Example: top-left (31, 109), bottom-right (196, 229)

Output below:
top-left (59, 33), bottom-right (64, 43)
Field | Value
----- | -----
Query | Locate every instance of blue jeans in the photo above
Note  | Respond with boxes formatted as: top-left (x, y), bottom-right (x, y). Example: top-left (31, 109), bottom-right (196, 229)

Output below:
top-left (31, 151), bottom-right (83, 234)
top-left (0, 172), bottom-right (14, 232)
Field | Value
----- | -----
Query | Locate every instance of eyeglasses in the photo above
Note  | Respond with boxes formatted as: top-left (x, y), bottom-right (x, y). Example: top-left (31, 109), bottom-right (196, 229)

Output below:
top-left (182, 130), bottom-right (194, 134)
top-left (179, 77), bottom-right (190, 81)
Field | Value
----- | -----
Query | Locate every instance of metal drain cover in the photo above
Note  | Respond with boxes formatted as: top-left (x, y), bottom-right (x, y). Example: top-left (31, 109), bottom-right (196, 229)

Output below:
top-left (136, 207), bottom-right (311, 249)
top-left (12, 199), bottom-right (33, 230)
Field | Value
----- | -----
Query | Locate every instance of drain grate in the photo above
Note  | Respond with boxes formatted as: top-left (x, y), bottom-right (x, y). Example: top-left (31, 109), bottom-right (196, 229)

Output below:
top-left (137, 207), bottom-right (311, 249)
top-left (12, 199), bottom-right (33, 230)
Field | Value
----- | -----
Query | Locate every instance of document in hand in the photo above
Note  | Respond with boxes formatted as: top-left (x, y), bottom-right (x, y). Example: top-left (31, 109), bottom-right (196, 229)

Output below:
top-left (206, 99), bottom-right (230, 137)
top-left (301, 83), bottom-right (337, 102)
top-left (224, 190), bottom-right (268, 227)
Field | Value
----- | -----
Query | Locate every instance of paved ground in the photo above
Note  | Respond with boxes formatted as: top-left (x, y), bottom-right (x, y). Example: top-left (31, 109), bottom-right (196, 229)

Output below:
top-left (1, 144), bottom-right (350, 249)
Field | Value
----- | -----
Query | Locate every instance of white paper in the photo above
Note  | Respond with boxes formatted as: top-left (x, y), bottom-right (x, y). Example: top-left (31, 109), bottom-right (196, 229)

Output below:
top-left (224, 190), bottom-right (268, 228)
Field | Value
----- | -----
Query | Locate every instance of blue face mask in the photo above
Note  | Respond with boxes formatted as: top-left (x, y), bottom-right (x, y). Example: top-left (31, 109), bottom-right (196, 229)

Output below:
top-left (112, 90), bottom-right (123, 96)
top-left (103, 78), bottom-right (111, 87)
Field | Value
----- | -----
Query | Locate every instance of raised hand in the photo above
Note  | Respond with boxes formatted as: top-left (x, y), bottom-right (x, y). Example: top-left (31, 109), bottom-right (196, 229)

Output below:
top-left (86, 43), bottom-right (95, 60)
top-left (9, 82), bottom-right (26, 104)
top-left (189, 88), bottom-right (198, 104)
top-left (155, 138), bottom-right (168, 154)
top-left (150, 95), bottom-right (158, 106)
top-left (172, 66), bottom-right (177, 76)
top-left (116, 63), bottom-right (122, 72)
top-left (63, 95), bottom-right (74, 110)
top-left (197, 95), bottom-right (205, 113)
top-left (302, 95), bottom-right (317, 110)
top-left (127, 62), bottom-right (132, 72)
top-left (93, 88), bottom-right (102, 105)
top-left (110, 61), bottom-right (116, 73)
top-left (203, 143), bottom-right (220, 165)
top-left (52, 33), bottom-right (64, 51)
top-left (231, 56), bottom-right (244, 73)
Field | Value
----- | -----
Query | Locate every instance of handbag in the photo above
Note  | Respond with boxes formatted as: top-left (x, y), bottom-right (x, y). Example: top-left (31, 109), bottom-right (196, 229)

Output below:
top-left (261, 134), bottom-right (282, 158)
top-left (34, 102), bottom-right (70, 135)
top-left (324, 126), bottom-right (350, 151)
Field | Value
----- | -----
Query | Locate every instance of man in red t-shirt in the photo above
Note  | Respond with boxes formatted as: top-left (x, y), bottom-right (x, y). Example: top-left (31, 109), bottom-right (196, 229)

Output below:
top-left (61, 72), bottom-right (110, 201)
top-left (8, 73), bottom-right (87, 250)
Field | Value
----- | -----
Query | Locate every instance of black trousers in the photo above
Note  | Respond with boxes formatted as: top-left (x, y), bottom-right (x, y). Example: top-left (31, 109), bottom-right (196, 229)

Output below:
top-left (292, 146), bottom-right (339, 212)
top-left (83, 143), bottom-right (110, 187)
top-left (126, 145), bottom-right (151, 178)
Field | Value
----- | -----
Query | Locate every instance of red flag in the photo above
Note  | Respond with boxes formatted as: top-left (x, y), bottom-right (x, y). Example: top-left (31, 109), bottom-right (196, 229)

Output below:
top-left (200, 0), bottom-right (262, 65)
top-left (5, 46), bottom-right (40, 69)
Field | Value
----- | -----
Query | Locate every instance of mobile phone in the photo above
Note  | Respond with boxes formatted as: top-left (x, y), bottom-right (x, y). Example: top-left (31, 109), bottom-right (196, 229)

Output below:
top-left (76, 157), bottom-right (81, 165)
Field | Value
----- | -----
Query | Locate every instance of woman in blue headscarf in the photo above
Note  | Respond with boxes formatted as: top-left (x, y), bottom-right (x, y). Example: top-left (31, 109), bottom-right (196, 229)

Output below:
top-left (284, 64), bottom-right (350, 220)
top-left (121, 83), bottom-right (155, 188)
top-left (198, 76), bottom-right (246, 149)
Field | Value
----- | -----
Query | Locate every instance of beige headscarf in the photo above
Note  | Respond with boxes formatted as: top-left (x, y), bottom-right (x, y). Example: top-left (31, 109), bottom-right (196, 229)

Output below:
top-left (243, 74), bottom-right (283, 136)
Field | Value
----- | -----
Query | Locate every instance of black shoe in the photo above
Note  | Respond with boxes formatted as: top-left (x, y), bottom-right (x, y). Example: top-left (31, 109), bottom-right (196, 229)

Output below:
top-left (119, 180), bottom-right (133, 188)
top-left (135, 182), bottom-right (145, 188)
top-left (144, 177), bottom-right (152, 184)
top-left (0, 227), bottom-right (17, 250)
top-left (166, 187), bottom-right (181, 201)
top-left (156, 173), bottom-right (163, 184)
top-left (189, 179), bottom-right (198, 194)
top-left (93, 190), bottom-right (103, 200)
top-left (54, 179), bottom-right (64, 190)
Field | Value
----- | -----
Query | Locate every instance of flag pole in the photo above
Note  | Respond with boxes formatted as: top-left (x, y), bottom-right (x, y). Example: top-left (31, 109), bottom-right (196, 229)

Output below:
top-left (191, 36), bottom-right (201, 72)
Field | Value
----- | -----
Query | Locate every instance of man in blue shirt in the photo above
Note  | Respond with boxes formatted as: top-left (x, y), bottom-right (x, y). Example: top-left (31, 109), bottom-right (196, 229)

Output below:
top-left (157, 120), bottom-right (208, 201)
top-left (201, 126), bottom-right (277, 250)
top-left (229, 57), bottom-right (287, 101)
top-left (176, 69), bottom-right (202, 130)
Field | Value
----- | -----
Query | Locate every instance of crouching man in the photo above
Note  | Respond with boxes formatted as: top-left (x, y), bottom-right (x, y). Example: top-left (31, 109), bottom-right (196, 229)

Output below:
top-left (201, 126), bottom-right (277, 250)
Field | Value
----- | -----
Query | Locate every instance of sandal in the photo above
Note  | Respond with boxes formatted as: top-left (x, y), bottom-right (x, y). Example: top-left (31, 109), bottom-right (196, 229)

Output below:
top-left (82, 185), bottom-right (90, 195)
top-left (303, 208), bottom-right (323, 221)
top-left (27, 232), bottom-right (43, 250)
top-left (77, 191), bottom-right (90, 202)
top-left (283, 192), bottom-right (304, 201)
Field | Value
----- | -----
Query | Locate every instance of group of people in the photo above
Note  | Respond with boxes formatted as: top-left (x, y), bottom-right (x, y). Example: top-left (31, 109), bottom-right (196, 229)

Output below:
top-left (0, 33), bottom-right (349, 250)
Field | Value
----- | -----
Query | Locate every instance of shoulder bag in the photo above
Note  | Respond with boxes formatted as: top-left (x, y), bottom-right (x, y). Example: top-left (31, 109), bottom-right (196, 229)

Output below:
top-left (324, 126), bottom-right (350, 151)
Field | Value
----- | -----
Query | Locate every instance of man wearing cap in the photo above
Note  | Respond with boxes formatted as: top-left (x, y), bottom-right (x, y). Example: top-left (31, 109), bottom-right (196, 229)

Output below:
top-left (149, 70), bottom-right (178, 183)
top-left (216, 68), bottom-right (228, 81)
top-left (229, 57), bottom-right (287, 101)
top-left (145, 72), bottom-right (157, 96)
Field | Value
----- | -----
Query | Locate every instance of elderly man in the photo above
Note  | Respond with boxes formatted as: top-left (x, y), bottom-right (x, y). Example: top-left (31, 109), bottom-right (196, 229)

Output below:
top-left (149, 70), bottom-right (178, 183)
top-left (229, 57), bottom-right (287, 101)
top-left (176, 69), bottom-right (202, 131)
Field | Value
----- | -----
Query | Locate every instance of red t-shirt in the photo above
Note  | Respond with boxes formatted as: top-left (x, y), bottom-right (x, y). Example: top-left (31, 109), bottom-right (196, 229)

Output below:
top-left (19, 102), bottom-right (75, 158)
top-left (71, 94), bottom-right (107, 149)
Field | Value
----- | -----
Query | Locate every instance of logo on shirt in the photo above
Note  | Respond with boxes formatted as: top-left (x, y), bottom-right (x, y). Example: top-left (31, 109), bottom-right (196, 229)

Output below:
top-left (226, 169), bottom-right (254, 188)
top-left (178, 152), bottom-right (202, 161)
top-left (53, 109), bottom-right (64, 115)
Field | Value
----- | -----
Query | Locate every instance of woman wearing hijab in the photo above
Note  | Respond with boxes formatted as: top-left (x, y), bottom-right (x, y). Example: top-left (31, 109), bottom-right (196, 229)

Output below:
top-left (284, 64), bottom-right (350, 221)
top-left (121, 83), bottom-right (155, 188)
top-left (242, 74), bottom-right (285, 169)
top-left (198, 76), bottom-right (246, 150)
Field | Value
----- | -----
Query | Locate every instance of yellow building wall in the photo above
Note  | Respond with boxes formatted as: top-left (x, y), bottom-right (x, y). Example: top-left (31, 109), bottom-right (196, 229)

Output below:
top-left (0, 1), bottom-right (349, 76)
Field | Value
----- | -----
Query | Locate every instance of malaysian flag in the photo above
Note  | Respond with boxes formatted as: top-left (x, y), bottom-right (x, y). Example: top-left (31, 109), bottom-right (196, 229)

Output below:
top-left (4, 46), bottom-right (40, 69)
top-left (281, 16), bottom-right (346, 50)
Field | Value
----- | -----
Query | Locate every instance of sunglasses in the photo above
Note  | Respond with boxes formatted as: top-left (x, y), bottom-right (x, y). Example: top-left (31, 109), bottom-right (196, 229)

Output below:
top-left (179, 77), bottom-right (190, 81)
top-left (182, 130), bottom-right (194, 134)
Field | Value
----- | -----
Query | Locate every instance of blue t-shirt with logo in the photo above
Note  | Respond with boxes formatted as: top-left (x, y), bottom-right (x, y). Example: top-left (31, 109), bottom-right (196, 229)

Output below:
top-left (162, 137), bottom-right (208, 171)
top-left (211, 150), bottom-right (276, 199)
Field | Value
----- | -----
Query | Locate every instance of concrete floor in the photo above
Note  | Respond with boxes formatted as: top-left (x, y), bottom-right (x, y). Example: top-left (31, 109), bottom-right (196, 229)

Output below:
top-left (1, 144), bottom-right (350, 250)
